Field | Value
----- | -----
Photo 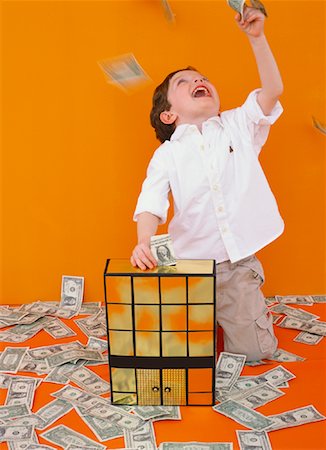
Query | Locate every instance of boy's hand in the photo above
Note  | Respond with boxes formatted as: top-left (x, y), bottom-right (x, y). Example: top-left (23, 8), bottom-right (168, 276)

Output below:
top-left (131, 243), bottom-right (158, 271)
top-left (235, 6), bottom-right (265, 38)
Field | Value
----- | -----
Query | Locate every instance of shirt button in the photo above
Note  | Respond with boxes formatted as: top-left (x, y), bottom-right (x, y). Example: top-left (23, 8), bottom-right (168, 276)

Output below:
top-left (217, 206), bottom-right (224, 212)
top-left (212, 184), bottom-right (219, 191)
top-left (200, 144), bottom-right (205, 151)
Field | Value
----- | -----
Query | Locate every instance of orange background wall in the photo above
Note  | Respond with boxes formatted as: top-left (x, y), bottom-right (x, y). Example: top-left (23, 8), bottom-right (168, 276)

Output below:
top-left (1, 0), bottom-right (325, 304)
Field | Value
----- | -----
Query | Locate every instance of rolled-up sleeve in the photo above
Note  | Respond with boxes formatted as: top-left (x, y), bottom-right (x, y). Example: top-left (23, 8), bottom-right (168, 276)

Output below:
top-left (239, 89), bottom-right (283, 154)
top-left (133, 146), bottom-right (170, 224)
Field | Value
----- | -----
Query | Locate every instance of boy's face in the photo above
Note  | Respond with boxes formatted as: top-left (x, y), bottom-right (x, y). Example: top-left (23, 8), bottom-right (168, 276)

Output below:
top-left (161, 70), bottom-right (220, 127)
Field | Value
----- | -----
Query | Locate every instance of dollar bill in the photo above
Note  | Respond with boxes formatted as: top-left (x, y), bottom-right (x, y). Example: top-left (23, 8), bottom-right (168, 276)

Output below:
top-left (78, 302), bottom-right (101, 315)
top-left (26, 445), bottom-right (57, 450)
top-left (65, 366), bottom-right (111, 395)
top-left (267, 348), bottom-right (305, 362)
top-left (132, 406), bottom-right (168, 420)
top-left (98, 53), bottom-right (150, 91)
top-left (46, 349), bottom-right (104, 368)
top-left (293, 331), bottom-right (324, 345)
top-left (159, 445), bottom-right (233, 450)
top-left (85, 402), bottom-right (146, 430)
top-left (312, 116), bottom-right (326, 135)
top-left (270, 304), bottom-right (319, 322)
top-left (0, 424), bottom-right (34, 441)
top-left (40, 424), bottom-right (106, 449)
top-left (213, 399), bottom-right (275, 431)
top-left (44, 360), bottom-right (85, 384)
top-left (152, 406), bottom-right (181, 421)
top-left (43, 319), bottom-right (77, 339)
top-left (0, 347), bottom-right (29, 373)
top-left (7, 414), bottom-right (42, 427)
top-left (0, 404), bottom-right (30, 422)
top-left (275, 295), bottom-right (313, 305)
top-left (278, 317), bottom-right (326, 336)
top-left (19, 301), bottom-right (58, 315)
top-left (19, 355), bottom-right (50, 375)
top-left (5, 377), bottom-right (38, 408)
top-left (7, 431), bottom-right (39, 450)
top-left (264, 297), bottom-right (277, 307)
top-left (245, 360), bottom-right (268, 366)
top-left (236, 430), bottom-right (271, 450)
top-left (51, 385), bottom-right (105, 410)
top-left (75, 406), bottom-right (124, 442)
top-left (267, 405), bottom-right (326, 431)
top-left (311, 295), bottom-right (326, 303)
top-left (161, 0), bottom-right (175, 23)
top-left (150, 234), bottom-right (176, 266)
top-left (0, 310), bottom-right (28, 322)
top-left (86, 337), bottom-right (107, 352)
top-left (255, 365), bottom-right (296, 386)
top-left (124, 420), bottom-right (156, 450)
top-left (74, 317), bottom-right (107, 338)
top-left (28, 342), bottom-right (83, 360)
top-left (60, 276), bottom-right (84, 316)
top-left (215, 352), bottom-right (246, 390)
top-left (227, 0), bottom-right (245, 17)
top-left (228, 382), bottom-right (284, 409)
top-left (35, 398), bottom-right (74, 430)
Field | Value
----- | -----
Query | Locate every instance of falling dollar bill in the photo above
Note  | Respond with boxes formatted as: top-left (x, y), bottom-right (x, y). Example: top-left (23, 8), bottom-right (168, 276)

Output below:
top-left (150, 234), bottom-right (176, 266)
top-left (60, 276), bottom-right (84, 316)
top-left (312, 116), bottom-right (326, 135)
top-left (98, 53), bottom-right (150, 92)
top-left (161, 0), bottom-right (175, 23)
top-left (227, 0), bottom-right (267, 18)
top-left (236, 430), bottom-right (272, 450)
top-left (215, 352), bottom-right (246, 390)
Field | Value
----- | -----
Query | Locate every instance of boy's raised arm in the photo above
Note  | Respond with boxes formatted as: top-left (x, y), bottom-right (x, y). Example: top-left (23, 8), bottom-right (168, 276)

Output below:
top-left (236, 6), bottom-right (283, 115)
top-left (131, 212), bottom-right (159, 270)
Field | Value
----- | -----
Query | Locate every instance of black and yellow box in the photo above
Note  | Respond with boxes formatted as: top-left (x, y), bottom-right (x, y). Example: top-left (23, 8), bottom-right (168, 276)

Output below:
top-left (104, 259), bottom-right (217, 406)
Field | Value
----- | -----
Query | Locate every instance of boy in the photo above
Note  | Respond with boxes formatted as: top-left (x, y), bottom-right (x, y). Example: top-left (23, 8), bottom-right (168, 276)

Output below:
top-left (131, 6), bottom-right (284, 361)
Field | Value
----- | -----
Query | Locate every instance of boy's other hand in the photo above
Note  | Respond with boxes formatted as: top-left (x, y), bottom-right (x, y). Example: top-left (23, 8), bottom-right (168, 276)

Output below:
top-left (235, 6), bottom-right (265, 38)
top-left (131, 243), bottom-right (158, 271)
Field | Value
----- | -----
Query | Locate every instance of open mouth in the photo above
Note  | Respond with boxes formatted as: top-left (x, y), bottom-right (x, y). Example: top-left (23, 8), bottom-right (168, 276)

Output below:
top-left (192, 85), bottom-right (211, 98)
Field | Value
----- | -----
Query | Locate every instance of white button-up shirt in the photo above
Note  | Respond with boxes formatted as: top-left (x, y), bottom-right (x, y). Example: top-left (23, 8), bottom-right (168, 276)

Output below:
top-left (134, 89), bottom-right (284, 263)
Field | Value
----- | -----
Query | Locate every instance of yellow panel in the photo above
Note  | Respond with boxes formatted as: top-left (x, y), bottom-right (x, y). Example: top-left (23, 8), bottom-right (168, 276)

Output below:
top-left (162, 332), bottom-right (187, 357)
top-left (188, 392), bottom-right (213, 405)
top-left (109, 330), bottom-right (134, 356)
top-left (162, 305), bottom-right (187, 331)
top-left (106, 276), bottom-right (131, 304)
top-left (107, 304), bottom-right (132, 330)
top-left (161, 277), bottom-right (186, 304)
top-left (188, 331), bottom-right (214, 357)
top-left (133, 277), bottom-right (159, 304)
top-left (135, 331), bottom-right (160, 356)
top-left (188, 277), bottom-right (215, 303)
top-left (162, 369), bottom-right (186, 405)
top-left (111, 368), bottom-right (136, 392)
top-left (137, 369), bottom-right (161, 405)
top-left (106, 259), bottom-right (214, 275)
top-left (188, 368), bottom-right (213, 392)
top-left (112, 392), bottom-right (137, 405)
top-left (135, 305), bottom-right (160, 331)
top-left (188, 305), bottom-right (214, 331)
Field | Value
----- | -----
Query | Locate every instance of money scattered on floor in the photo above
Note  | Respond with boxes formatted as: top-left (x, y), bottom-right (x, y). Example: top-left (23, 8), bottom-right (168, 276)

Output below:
top-left (98, 53), bottom-right (150, 92)
top-left (236, 430), bottom-right (272, 450)
top-left (150, 233), bottom-right (176, 266)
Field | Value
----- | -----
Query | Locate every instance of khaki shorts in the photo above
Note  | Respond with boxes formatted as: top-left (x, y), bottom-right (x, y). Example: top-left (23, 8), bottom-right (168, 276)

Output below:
top-left (216, 255), bottom-right (278, 361)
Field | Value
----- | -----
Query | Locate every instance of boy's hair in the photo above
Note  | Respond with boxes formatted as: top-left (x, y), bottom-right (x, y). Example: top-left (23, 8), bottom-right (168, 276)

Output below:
top-left (150, 66), bottom-right (197, 143)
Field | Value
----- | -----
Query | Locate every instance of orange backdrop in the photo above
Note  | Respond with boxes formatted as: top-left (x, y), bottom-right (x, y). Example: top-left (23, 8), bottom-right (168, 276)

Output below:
top-left (0, 0), bottom-right (325, 304)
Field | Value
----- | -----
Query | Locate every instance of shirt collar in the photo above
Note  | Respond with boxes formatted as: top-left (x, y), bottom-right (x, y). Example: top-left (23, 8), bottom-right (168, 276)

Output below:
top-left (170, 115), bottom-right (224, 142)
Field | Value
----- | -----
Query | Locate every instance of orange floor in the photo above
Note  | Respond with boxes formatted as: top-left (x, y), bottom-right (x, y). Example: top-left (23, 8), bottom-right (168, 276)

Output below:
top-left (0, 302), bottom-right (325, 450)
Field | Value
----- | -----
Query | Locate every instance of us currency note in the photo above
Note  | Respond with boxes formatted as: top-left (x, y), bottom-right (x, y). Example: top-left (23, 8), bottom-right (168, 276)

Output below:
top-left (79, 302), bottom-right (101, 315)
top-left (7, 430), bottom-right (39, 450)
top-left (150, 234), bottom-right (176, 266)
top-left (46, 348), bottom-right (104, 368)
top-left (311, 295), bottom-right (326, 303)
top-left (236, 430), bottom-right (271, 450)
top-left (26, 445), bottom-right (57, 450)
top-left (159, 444), bottom-right (233, 450)
top-left (74, 317), bottom-right (107, 338)
top-left (267, 348), bottom-right (305, 362)
top-left (44, 360), bottom-right (86, 384)
top-left (98, 53), bottom-right (150, 91)
top-left (213, 399), bottom-right (275, 431)
top-left (60, 275), bottom-right (84, 316)
top-left (293, 331), bottom-right (324, 345)
top-left (161, 0), bottom-right (175, 23)
top-left (75, 406), bottom-right (124, 442)
top-left (19, 301), bottom-right (58, 315)
top-left (215, 352), bottom-right (246, 390)
top-left (312, 116), bottom-right (326, 135)
top-left (270, 304), bottom-right (319, 321)
top-left (7, 414), bottom-right (42, 427)
top-left (40, 424), bottom-right (106, 449)
top-left (51, 385), bottom-right (105, 410)
top-left (255, 365), bottom-right (296, 386)
top-left (267, 405), bottom-right (326, 431)
top-left (0, 310), bottom-right (28, 322)
top-left (19, 355), bottom-right (50, 375)
top-left (275, 295), bottom-right (313, 305)
top-left (264, 297), bottom-right (277, 307)
top-left (0, 423), bottom-right (34, 441)
top-left (124, 420), bottom-right (156, 450)
top-left (278, 317), bottom-right (326, 336)
top-left (227, 382), bottom-right (284, 409)
top-left (227, 0), bottom-right (245, 18)
top-left (35, 398), bottom-right (74, 430)
top-left (85, 402), bottom-right (146, 430)
top-left (0, 347), bottom-right (29, 373)
top-left (43, 319), bottom-right (77, 339)
top-left (152, 406), bottom-right (181, 421)
top-left (86, 337), bottom-right (107, 352)
top-left (250, 0), bottom-right (268, 16)
top-left (0, 404), bottom-right (30, 422)
top-left (28, 342), bottom-right (83, 360)
top-left (132, 406), bottom-right (168, 420)
top-left (5, 377), bottom-right (38, 408)
top-left (66, 366), bottom-right (111, 395)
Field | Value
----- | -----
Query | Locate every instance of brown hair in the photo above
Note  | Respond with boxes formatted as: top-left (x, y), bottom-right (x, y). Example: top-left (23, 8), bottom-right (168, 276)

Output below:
top-left (150, 66), bottom-right (197, 143)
